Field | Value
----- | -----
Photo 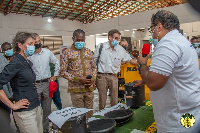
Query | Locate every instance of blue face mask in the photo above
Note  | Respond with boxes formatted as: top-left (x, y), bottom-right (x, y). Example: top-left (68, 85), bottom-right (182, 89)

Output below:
top-left (75, 42), bottom-right (85, 49)
top-left (111, 39), bottom-right (119, 47)
top-left (151, 25), bottom-right (160, 47)
top-left (24, 46), bottom-right (35, 56)
top-left (152, 39), bottom-right (158, 47)
top-left (5, 49), bottom-right (13, 56)
top-left (193, 43), bottom-right (199, 48)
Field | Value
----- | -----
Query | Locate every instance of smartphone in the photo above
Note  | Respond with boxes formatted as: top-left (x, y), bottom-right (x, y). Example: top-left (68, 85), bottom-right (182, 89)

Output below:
top-left (86, 75), bottom-right (92, 79)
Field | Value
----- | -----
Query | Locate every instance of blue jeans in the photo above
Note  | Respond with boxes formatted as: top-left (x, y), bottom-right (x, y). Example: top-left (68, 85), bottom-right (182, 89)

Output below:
top-left (40, 81), bottom-right (62, 110)
top-left (52, 81), bottom-right (62, 110)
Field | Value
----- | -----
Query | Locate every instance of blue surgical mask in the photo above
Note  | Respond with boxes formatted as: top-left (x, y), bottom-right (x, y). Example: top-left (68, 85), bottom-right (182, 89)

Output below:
top-left (75, 42), bottom-right (85, 49)
top-left (152, 39), bottom-right (158, 47)
top-left (111, 39), bottom-right (119, 47)
top-left (5, 49), bottom-right (13, 56)
top-left (193, 43), bottom-right (199, 48)
top-left (151, 25), bottom-right (160, 47)
top-left (24, 46), bottom-right (35, 56)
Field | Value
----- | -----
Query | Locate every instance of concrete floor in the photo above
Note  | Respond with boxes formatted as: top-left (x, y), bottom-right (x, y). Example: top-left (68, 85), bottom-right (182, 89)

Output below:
top-left (52, 77), bottom-right (111, 112)
top-left (51, 77), bottom-right (72, 111)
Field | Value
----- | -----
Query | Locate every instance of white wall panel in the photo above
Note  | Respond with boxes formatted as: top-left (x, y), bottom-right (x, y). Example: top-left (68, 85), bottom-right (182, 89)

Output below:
top-left (0, 14), bottom-right (82, 43)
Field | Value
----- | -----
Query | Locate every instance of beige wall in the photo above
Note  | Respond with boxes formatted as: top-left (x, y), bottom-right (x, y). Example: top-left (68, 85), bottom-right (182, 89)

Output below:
top-left (0, 13), bottom-right (82, 45)
top-left (0, 3), bottom-right (200, 52)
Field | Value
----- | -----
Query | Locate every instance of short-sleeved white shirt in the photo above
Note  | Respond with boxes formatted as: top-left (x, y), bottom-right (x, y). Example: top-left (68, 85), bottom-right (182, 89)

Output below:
top-left (150, 29), bottom-right (200, 132)
top-left (93, 42), bottom-right (131, 74)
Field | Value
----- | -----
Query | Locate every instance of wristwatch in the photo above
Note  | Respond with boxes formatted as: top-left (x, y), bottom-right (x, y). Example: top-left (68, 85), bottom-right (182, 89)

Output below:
top-left (138, 63), bottom-right (146, 74)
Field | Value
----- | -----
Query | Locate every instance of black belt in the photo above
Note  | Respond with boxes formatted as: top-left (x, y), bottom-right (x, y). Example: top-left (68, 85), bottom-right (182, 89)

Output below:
top-left (97, 72), bottom-right (115, 75)
top-left (35, 78), bottom-right (49, 83)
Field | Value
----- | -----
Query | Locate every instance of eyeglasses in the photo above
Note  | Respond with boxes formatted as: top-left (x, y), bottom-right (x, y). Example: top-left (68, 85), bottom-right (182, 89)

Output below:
top-left (148, 25), bottom-right (154, 33)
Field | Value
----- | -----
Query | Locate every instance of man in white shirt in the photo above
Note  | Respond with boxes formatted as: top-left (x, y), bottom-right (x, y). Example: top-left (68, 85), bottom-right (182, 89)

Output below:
top-left (134, 10), bottom-right (200, 133)
top-left (191, 37), bottom-right (200, 58)
top-left (28, 33), bottom-right (60, 133)
top-left (93, 29), bottom-right (137, 110)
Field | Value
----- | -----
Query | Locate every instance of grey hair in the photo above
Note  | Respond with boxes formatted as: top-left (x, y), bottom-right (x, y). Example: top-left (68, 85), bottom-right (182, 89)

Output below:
top-left (151, 10), bottom-right (180, 31)
top-left (12, 31), bottom-right (36, 53)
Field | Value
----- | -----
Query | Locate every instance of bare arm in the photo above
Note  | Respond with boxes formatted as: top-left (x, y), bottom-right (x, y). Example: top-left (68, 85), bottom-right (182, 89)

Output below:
top-left (139, 65), bottom-right (168, 91)
top-left (137, 53), bottom-right (168, 91)
top-left (129, 59), bottom-right (138, 65)
top-left (0, 90), bottom-right (30, 110)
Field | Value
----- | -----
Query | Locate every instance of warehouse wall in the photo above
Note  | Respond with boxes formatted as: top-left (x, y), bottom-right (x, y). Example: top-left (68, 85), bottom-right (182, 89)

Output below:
top-left (0, 13), bottom-right (82, 48)
top-left (0, 3), bottom-right (200, 52)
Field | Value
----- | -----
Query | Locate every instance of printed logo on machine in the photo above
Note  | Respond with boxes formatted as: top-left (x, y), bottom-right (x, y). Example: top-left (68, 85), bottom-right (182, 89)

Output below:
top-left (126, 67), bottom-right (138, 72)
top-left (180, 113), bottom-right (195, 128)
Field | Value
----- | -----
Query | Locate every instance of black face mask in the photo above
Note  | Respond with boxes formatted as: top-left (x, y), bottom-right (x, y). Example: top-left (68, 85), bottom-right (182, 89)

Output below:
top-left (34, 43), bottom-right (42, 49)
top-left (122, 46), bottom-right (127, 50)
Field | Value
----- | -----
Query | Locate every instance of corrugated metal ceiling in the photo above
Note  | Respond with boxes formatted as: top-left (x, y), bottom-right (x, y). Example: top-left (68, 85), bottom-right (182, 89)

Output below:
top-left (0, 0), bottom-right (186, 23)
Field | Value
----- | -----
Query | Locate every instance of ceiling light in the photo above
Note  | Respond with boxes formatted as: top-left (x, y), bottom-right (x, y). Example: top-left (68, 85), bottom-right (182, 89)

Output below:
top-left (47, 18), bottom-right (52, 23)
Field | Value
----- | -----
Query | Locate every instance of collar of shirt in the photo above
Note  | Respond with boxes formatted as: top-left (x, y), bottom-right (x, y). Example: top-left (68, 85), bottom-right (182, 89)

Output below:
top-left (160, 29), bottom-right (178, 43)
top-left (36, 48), bottom-right (45, 55)
top-left (156, 29), bottom-right (178, 48)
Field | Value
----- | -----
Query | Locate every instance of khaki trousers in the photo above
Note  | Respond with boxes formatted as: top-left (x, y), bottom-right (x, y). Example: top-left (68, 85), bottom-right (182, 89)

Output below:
top-left (96, 73), bottom-right (118, 110)
top-left (70, 91), bottom-right (94, 118)
top-left (13, 106), bottom-right (43, 133)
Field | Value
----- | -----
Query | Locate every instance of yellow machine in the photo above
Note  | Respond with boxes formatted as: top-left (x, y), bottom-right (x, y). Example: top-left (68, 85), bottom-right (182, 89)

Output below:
top-left (117, 59), bottom-right (151, 101)
top-left (118, 59), bottom-right (200, 101)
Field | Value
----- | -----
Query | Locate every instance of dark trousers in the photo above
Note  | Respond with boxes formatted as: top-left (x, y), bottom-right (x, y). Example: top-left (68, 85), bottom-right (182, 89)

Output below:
top-left (52, 81), bottom-right (62, 110)
top-left (0, 101), bottom-right (12, 133)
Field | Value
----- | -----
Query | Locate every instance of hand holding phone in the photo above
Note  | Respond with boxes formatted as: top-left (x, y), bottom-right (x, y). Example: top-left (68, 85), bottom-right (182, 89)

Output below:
top-left (86, 75), bottom-right (92, 79)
